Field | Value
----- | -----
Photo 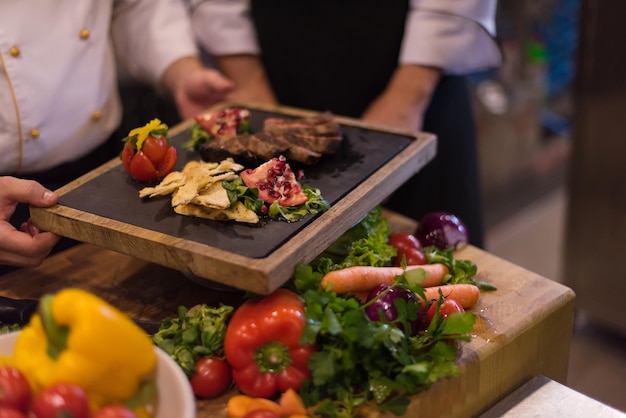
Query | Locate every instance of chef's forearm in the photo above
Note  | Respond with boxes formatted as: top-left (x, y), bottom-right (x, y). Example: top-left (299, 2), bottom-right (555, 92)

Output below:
top-left (216, 55), bottom-right (278, 105)
top-left (361, 64), bottom-right (441, 131)
top-left (160, 56), bottom-right (205, 96)
top-left (385, 64), bottom-right (441, 114)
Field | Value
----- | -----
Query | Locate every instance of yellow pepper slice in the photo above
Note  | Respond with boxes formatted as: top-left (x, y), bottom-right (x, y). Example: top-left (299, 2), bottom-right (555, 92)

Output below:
top-left (128, 118), bottom-right (168, 150)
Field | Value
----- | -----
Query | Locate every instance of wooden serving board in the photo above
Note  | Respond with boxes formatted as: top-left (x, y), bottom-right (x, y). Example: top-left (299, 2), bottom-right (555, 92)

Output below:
top-left (29, 103), bottom-right (436, 295)
top-left (0, 237), bottom-right (576, 417)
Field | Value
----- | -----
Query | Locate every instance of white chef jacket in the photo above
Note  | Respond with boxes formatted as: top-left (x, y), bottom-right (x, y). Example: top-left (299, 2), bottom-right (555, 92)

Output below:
top-left (0, 0), bottom-right (198, 174)
top-left (189, 0), bottom-right (501, 74)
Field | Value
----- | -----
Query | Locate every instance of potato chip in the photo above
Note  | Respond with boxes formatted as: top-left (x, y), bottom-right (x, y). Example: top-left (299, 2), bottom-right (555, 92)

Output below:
top-left (182, 160), bottom-right (213, 177)
top-left (138, 171), bottom-right (186, 198)
top-left (139, 158), bottom-right (257, 224)
top-left (191, 182), bottom-right (230, 209)
top-left (171, 175), bottom-right (205, 207)
top-left (174, 201), bottom-right (259, 224)
top-left (183, 158), bottom-right (242, 178)
top-left (172, 163), bottom-right (242, 206)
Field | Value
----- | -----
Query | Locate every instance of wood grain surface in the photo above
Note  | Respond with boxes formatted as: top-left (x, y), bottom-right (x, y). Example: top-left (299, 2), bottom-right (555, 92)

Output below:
top-left (29, 103), bottom-right (437, 295)
top-left (0, 239), bottom-right (575, 417)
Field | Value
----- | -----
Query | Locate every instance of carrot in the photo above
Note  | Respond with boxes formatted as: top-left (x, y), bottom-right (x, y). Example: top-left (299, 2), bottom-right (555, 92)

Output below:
top-left (226, 390), bottom-right (308, 418)
top-left (418, 284), bottom-right (480, 309)
top-left (245, 399), bottom-right (283, 416)
top-left (352, 291), bottom-right (370, 303)
top-left (320, 263), bottom-right (450, 294)
top-left (226, 395), bottom-right (283, 418)
top-left (226, 395), bottom-right (253, 418)
top-left (278, 389), bottom-right (307, 416)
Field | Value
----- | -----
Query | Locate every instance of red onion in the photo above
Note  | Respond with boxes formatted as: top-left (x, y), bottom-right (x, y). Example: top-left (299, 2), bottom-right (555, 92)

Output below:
top-left (414, 211), bottom-right (469, 250)
top-left (365, 284), bottom-right (423, 335)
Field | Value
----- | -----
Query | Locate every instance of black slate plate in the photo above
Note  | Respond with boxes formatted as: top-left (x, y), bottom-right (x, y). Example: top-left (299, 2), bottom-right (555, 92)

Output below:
top-left (57, 109), bottom-right (412, 259)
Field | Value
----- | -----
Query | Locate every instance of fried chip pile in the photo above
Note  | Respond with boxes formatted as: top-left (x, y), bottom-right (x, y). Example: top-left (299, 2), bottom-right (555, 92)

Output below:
top-left (139, 158), bottom-right (259, 224)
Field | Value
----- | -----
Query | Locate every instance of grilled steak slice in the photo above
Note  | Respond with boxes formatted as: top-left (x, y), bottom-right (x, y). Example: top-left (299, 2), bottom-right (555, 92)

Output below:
top-left (236, 133), bottom-right (288, 161)
top-left (199, 111), bottom-right (340, 167)
top-left (200, 132), bottom-right (322, 167)
top-left (199, 136), bottom-right (260, 167)
top-left (262, 112), bottom-right (343, 154)
top-left (252, 132), bottom-right (322, 166)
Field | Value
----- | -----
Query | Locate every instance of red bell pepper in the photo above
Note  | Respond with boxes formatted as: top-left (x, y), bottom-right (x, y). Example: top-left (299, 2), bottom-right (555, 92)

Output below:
top-left (224, 288), bottom-right (315, 398)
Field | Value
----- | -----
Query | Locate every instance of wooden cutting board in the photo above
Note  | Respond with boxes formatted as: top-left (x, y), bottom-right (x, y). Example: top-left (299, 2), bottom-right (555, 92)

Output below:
top-left (0, 238), bottom-right (575, 417)
top-left (29, 103), bottom-right (437, 295)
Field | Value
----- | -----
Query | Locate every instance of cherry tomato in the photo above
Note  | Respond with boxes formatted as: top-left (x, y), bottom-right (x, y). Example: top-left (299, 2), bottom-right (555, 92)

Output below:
top-left (0, 366), bottom-right (31, 413)
top-left (92, 405), bottom-right (137, 418)
top-left (395, 248), bottom-right (427, 266)
top-left (426, 298), bottom-right (465, 326)
top-left (30, 383), bottom-right (90, 418)
top-left (122, 145), bottom-right (152, 182)
top-left (388, 233), bottom-right (425, 266)
top-left (242, 411), bottom-right (281, 418)
top-left (121, 136), bottom-right (177, 182)
top-left (141, 135), bottom-right (169, 163)
top-left (190, 357), bottom-right (232, 398)
top-left (388, 232), bottom-right (421, 252)
top-left (0, 407), bottom-right (27, 418)
top-left (154, 146), bottom-right (177, 177)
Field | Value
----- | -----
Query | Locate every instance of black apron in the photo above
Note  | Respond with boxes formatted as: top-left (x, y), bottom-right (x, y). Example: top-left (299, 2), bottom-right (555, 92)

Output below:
top-left (250, 1), bottom-right (484, 247)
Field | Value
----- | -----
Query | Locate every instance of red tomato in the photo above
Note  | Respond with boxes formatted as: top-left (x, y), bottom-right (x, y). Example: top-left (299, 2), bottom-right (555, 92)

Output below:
top-left (154, 146), bottom-right (177, 178)
top-left (30, 383), bottom-right (90, 418)
top-left (388, 233), bottom-right (425, 266)
top-left (190, 357), bottom-right (232, 398)
top-left (122, 144), bottom-right (153, 181)
top-left (426, 298), bottom-right (465, 326)
top-left (121, 142), bottom-right (134, 172)
top-left (122, 147), bottom-right (154, 182)
top-left (141, 135), bottom-right (169, 163)
top-left (92, 405), bottom-right (137, 418)
top-left (0, 366), bottom-right (31, 413)
top-left (388, 233), bottom-right (421, 252)
top-left (395, 248), bottom-right (427, 266)
top-left (121, 136), bottom-right (177, 182)
top-left (242, 411), bottom-right (281, 418)
top-left (0, 407), bottom-right (27, 418)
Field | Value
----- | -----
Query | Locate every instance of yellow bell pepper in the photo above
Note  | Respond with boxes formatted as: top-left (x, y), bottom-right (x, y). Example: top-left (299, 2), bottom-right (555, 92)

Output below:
top-left (12, 288), bottom-right (156, 409)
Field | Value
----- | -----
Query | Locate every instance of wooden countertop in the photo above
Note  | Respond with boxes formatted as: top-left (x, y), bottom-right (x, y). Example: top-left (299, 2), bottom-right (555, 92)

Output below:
top-left (0, 239), bottom-right (576, 418)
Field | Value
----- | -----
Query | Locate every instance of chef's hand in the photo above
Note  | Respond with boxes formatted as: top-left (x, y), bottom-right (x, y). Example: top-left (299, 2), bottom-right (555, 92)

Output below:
top-left (361, 64), bottom-right (441, 132)
top-left (162, 56), bottom-right (235, 120)
top-left (0, 177), bottom-right (60, 267)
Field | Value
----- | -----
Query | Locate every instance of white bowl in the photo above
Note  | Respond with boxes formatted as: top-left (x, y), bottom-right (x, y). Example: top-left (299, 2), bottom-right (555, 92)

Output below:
top-left (0, 331), bottom-right (196, 418)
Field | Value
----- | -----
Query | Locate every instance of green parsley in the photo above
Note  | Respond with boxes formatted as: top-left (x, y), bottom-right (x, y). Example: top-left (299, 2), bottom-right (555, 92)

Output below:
top-left (290, 208), bottom-right (478, 417)
top-left (152, 304), bottom-right (233, 377)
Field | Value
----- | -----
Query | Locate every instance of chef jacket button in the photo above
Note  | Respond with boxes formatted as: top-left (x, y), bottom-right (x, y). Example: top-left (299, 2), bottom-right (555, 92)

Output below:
top-left (10, 46), bottom-right (20, 57)
top-left (30, 128), bottom-right (40, 139)
top-left (79, 29), bottom-right (90, 40)
top-left (91, 110), bottom-right (102, 121)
